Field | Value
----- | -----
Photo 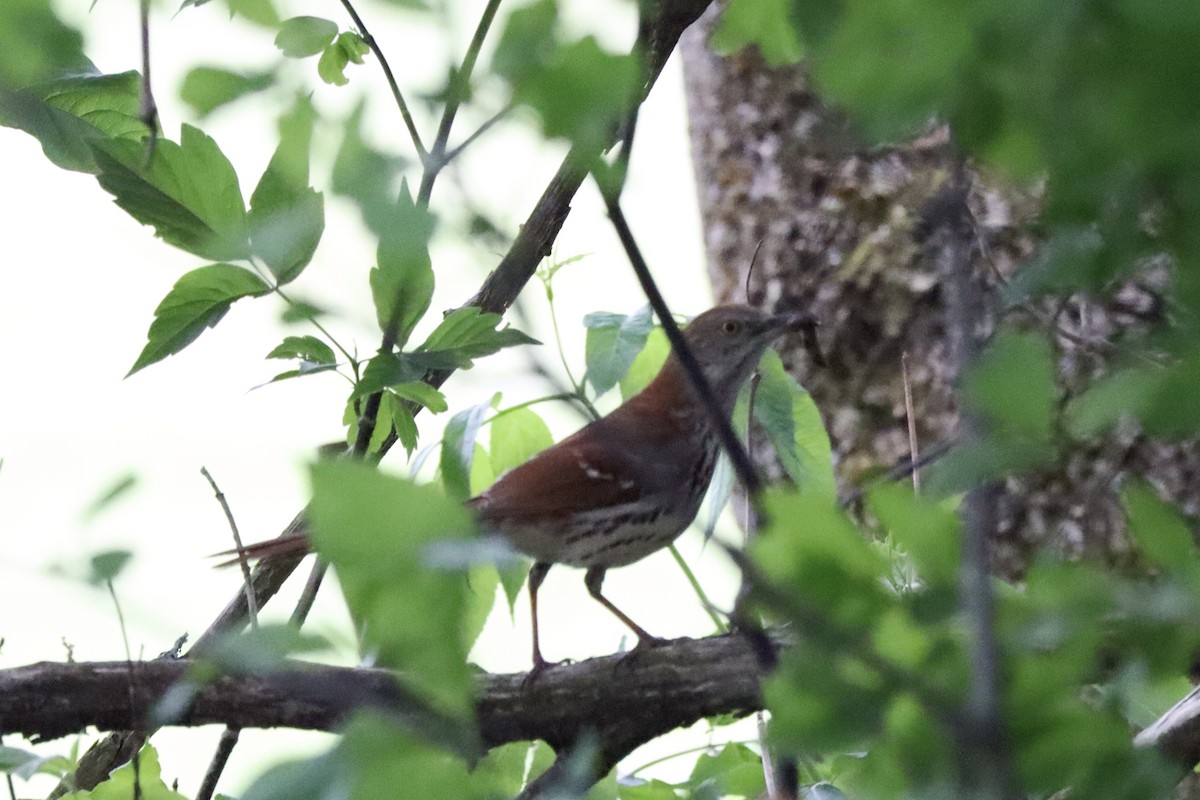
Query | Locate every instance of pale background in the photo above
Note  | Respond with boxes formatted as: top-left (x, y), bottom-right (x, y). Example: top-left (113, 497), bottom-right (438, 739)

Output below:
top-left (0, 0), bottom-right (754, 793)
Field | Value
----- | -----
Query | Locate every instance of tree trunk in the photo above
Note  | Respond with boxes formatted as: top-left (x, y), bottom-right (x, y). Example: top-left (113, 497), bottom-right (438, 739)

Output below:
top-left (680, 9), bottom-right (1195, 580)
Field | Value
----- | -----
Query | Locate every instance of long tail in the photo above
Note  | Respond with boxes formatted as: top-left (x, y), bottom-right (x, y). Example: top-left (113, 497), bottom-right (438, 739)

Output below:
top-left (210, 532), bottom-right (311, 568)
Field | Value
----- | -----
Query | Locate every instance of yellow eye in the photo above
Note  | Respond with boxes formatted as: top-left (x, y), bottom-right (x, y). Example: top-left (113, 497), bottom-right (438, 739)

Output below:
top-left (722, 320), bottom-right (741, 335)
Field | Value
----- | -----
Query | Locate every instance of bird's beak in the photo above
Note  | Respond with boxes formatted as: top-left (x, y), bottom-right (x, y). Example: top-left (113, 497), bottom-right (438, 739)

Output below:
top-left (764, 311), bottom-right (826, 368)
top-left (766, 311), bottom-right (817, 334)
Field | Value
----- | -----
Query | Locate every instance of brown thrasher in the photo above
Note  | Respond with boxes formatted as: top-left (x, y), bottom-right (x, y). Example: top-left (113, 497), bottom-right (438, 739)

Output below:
top-left (468, 304), bottom-right (805, 671)
top-left (222, 304), bottom-right (806, 672)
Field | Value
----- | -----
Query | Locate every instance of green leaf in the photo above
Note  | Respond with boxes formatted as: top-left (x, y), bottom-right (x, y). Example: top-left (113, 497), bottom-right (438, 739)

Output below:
top-left (239, 751), bottom-right (337, 800)
top-left (0, 745), bottom-right (40, 772)
top-left (866, 483), bottom-right (961, 588)
top-left (281, 298), bottom-right (326, 323)
top-left (617, 780), bottom-right (677, 800)
top-left (249, 96), bottom-right (323, 283)
top-left (316, 34), bottom-right (369, 87)
top-left (0, 0), bottom-right (87, 88)
top-left (620, 327), bottom-right (669, 400)
top-left (337, 32), bottom-right (370, 63)
top-left (11, 753), bottom-right (72, 781)
top-left (463, 565), bottom-right (500, 652)
top-left (264, 363), bottom-right (338, 385)
top-left (318, 42), bottom-right (351, 85)
top-left (964, 331), bottom-right (1057, 443)
top-left (442, 395), bottom-right (499, 502)
top-left (469, 741), bottom-right (534, 797)
top-left (308, 461), bottom-right (475, 711)
top-left (384, 393), bottom-right (418, 455)
top-left (498, 563), bottom-right (527, 616)
top-left (806, 781), bottom-right (850, 800)
top-left (83, 473), bottom-right (138, 522)
top-left (584, 305), bottom-right (653, 396)
top-left (274, 16), bottom-right (338, 58)
top-left (345, 390), bottom-right (420, 455)
top-left (489, 407), bottom-right (553, 478)
top-left (266, 335), bottom-right (335, 364)
top-left (352, 353), bottom-right (425, 401)
top-left (1065, 367), bottom-right (1160, 439)
top-left (180, 67), bottom-right (273, 117)
top-left (61, 744), bottom-right (186, 800)
top-left (87, 550), bottom-right (132, 585)
top-left (1123, 483), bottom-right (1200, 582)
top-left (711, 0), bottom-right (803, 66)
top-left (129, 264), bottom-right (270, 375)
top-left (332, 102), bottom-right (408, 235)
top-left (491, 0), bottom-right (558, 84)
top-left (509, 36), bottom-right (641, 154)
top-left (753, 350), bottom-right (836, 494)
top-left (0, 71), bottom-right (145, 173)
top-left (687, 743), bottom-right (766, 799)
top-left (370, 185), bottom-right (436, 344)
top-left (205, 624), bottom-right (330, 673)
top-left (389, 381), bottom-right (449, 414)
top-left (412, 308), bottom-right (539, 370)
top-left (92, 125), bottom-right (251, 261)
top-left (224, 0), bottom-right (280, 26)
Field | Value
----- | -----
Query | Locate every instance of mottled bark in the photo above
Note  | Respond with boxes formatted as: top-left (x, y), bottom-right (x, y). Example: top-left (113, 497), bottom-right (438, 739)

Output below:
top-left (680, 10), bottom-right (1197, 579)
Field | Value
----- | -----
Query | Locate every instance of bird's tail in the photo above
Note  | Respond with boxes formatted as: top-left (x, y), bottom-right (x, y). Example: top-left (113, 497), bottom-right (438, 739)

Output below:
top-left (210, 532), bottom-right (310, 568)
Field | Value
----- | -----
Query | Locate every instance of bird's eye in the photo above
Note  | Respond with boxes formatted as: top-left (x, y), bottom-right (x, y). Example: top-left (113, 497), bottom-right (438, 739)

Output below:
top-left (722, 320), bottom-right (741, 335)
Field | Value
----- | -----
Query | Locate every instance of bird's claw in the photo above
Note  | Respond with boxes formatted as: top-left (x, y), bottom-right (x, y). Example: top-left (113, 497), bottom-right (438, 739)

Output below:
top-left (521, 656), bottom-right (573, 689)
top-left (615, 635), bottom-right (670, 670)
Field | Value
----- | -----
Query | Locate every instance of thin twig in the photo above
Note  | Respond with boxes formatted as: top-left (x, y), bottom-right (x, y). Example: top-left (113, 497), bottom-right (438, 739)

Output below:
top-left (106, 581), bottom-right (143, 800)
top-left (337, 0), bottom-right (426, 160)
top-left (900, 352), bottom-right (921, 494)
top-left (138, 0), bottom-right (158, 166)
top-left (440, 102), bottom-right (514, 168)
top-left (744, 374), bottom-right (779, 800)
top-left (757, 713), bottom-right (777, 800)
top-left (288, 562), bottom-right (328, 628)
top-left (350, 0), bottom-right (503, 457)
top-left (928, 168), bottom-right (1017, 799)
top-left (200, 468), bottom-right (258, 630)
top-left (839, 437), bottom-right (958, 513)
top-left (3, 738), bottom-right (16, 800)
top-left (195, 728), bottom-right (239, 800)
top-left (417, 0), bottom-right (503, 204)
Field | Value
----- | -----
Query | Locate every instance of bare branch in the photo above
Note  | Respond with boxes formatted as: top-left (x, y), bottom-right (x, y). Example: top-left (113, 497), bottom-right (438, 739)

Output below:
top-left (417, 0), bottom-right (503, 204)
top-left (200, 467), bottom-right (257, 629)
top-left (3, 634), bottom-right (772, 750)
top-left (926, 168), bottom-right (1018, 799)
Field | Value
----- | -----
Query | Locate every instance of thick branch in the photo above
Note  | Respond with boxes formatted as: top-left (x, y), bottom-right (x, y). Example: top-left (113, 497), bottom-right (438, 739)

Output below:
top-left (2, 634), bottom-right (769, 751)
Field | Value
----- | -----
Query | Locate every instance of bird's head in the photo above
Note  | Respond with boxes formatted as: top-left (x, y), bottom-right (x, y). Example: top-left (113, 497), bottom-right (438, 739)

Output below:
top-left (677, 304), bottom-right (812, 404)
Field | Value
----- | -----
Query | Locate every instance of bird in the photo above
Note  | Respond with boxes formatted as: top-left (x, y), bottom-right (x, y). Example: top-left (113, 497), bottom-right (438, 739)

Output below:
top-left (466, 304), bottom-right (808, 672)
top-left (219, 304), bottom-right (810, 673)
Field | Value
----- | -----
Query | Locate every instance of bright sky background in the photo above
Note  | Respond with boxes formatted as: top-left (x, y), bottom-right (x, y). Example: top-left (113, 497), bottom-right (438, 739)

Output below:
top-left (0, 0), bottom-right (755, 793)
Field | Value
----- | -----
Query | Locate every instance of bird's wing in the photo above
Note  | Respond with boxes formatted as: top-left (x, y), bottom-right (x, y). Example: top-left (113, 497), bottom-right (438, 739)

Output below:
top-left (470, 415), bottom-right (683, 524)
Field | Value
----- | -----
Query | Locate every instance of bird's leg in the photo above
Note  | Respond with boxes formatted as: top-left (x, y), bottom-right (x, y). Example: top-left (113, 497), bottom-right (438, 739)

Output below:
top-left (527, 562), bottom-right (553, 677)
top-left (584, 566), bottom-right (667, 652)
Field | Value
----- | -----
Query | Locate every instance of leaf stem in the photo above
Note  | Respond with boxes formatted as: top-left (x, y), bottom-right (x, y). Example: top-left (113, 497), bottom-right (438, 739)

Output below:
top-left (668, 544), bottom-right (727, 634)
top-left (337, 0), bottom-right (427, 160)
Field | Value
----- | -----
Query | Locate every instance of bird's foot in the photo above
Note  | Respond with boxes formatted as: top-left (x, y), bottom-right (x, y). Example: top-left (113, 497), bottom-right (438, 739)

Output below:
top-left (615, 634), bottom-right (670, 670)
top-left (521, 655), bottom-right (573, 689)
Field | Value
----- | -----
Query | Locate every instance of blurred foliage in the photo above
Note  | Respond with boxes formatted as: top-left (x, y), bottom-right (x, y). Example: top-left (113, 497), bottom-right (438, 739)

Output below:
top-left (4, 0), bottom-right (1200, 798)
